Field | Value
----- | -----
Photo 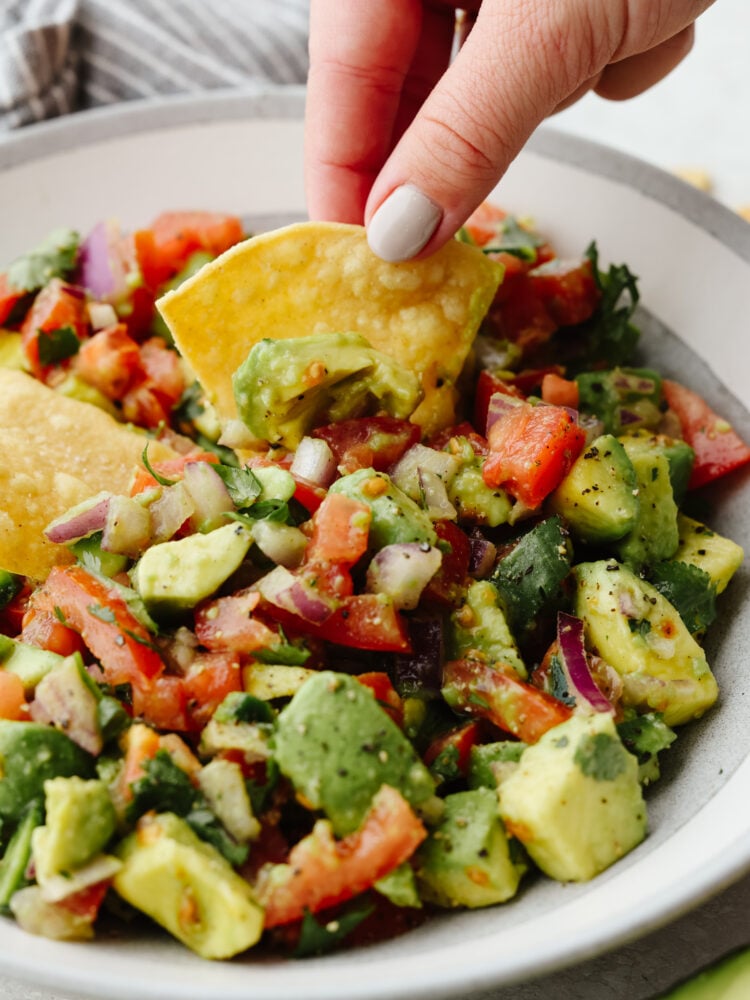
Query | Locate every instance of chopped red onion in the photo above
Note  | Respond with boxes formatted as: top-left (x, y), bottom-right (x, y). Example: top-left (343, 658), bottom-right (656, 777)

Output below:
top-left (484, 392), bottom-right (524, 435)
top-left (467, 532), bottom-right (497, 578)
top-left (254, 565), bottom-right (336, 624)
top-left (418, 468), bottom-right (457, 521)
top-left (217, 419), bottom-right (267, 451)
top-left (40, 855), bottom-right (122, 904)
top-left (148, 481), bottom-right (195, 543)
top-left (44, 492), bottom-right (111, 545)
top-left (390, 444), bottom-right (460, 499)
top-left (31, 662), bottom-right (102, 756)
top-left (182, 460), bottom-right (235, 532)
top-left (86, 301), bottom-right (119, 331)
top-left (77, 220), bottom-right (133, 302)
top-left (251, 520), bottom-right (308, 568)
top-left (556, 611), bottom-right (613, 713)
top-left (290, 436), bottom-right (337, 488)
top-left (101, 494), bottom-right (152, 557)
top-left (365, 543), bottom-right (442, 609)
top-left (393, 613), bottom-right (444, 695)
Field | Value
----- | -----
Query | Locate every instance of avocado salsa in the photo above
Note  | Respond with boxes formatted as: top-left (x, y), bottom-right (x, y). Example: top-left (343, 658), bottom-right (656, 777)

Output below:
top-left (0, 205), bottom-right (747, 959)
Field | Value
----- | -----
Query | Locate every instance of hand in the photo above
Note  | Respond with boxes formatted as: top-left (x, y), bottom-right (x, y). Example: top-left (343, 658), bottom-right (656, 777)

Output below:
top-left (305, 0), bottom-right (716, 260)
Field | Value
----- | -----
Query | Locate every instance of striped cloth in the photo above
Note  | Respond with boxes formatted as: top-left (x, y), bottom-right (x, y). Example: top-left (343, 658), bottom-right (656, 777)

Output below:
top-left (0, 0), bottom-right (309, 130)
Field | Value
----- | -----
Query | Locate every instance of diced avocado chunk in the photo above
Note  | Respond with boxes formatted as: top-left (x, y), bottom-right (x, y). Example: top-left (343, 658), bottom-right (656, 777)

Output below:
top-left (547, 434), bottom-right (639, 544)
top-left (0, 331), bottom-right (25, 370)
top-left (648, 561), bottom-right (717, 636)
top-left (449, 580), bottom-right (526, 677)
top-left (0, 800), bottom-right (42, 909)
top-left (374, 862), bottom-right (422, 908)
top-left (0, 636), bottom-right (63, 692)
top-left (574, 560), bottom-right (718, 726)
top-left (576, 367), bottom-right (662, 436)
top-left (70, 532), bottom-right (130, 578)
top-left (32, 777), bottom-right (116, 884)
top-left (274, 671), bottom-right (438, 836)
top-left (134, 522), bottom-right (251, 615)
top-left (468, 741), bottom-right (526, 790)
top-left (658, 945), bottom-right (750, 999)
top-left (415, 787), bottom-right (523, 907)
top-left (113, 812), bottom-right (264, 959)
top-left (499, 712), bottom-right (646, 882)
top-left (33, 653), bottom-right (103, 756)
top-left (233, 331), bottom-right (422, 449)
top-left (615, 436), bottom-right (679, 568)
top-left (618, 428), bottom-right (695, 505)
top-left (673, 514), bottom-right (744, 594)
top-left (0, 721), bottom-right (95, 822)
top-left (446, 438), bottom-right (512, 526)
top-left (329, 468), bottom-right (437, 549)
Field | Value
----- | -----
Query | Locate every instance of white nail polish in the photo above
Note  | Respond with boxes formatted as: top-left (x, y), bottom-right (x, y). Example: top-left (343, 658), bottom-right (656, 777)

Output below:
top-left (367, 185), bottom-right (443, 262)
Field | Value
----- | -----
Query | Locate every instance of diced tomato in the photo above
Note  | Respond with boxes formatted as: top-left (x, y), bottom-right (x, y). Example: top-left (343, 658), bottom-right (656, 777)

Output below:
top-left (57, 880), bottom-right (111, 922)
top-left (20, 607), bottom-right (87, 658)
top-left (312, 416), bottom-right (421, 475)
top-left (443, 658), bottom-right (572, 743)
top-left (0, 670), bottom-right (27, 721)
top-left (25, 565), bottom-right (164, 688)
top-left (473, 369), bottom-right (525, 435)
top-left (129, 451), bottom-right (218, 496)
top-left (482, 401), bottom-right (586, 507)
top-left (194, 588), bottom-right (276, 653)
top-left (74, 323), bottom-right (142, 399)
top-left (265, 593), bottom-right (411, 653)
top-left (428, 421), bottom-right (489, 457)
top-left (128, 228), bottom-right (171, 291)
top-left (463, 201), bottom-right (508, 246)
top-left (356, 672), bottom-right (404, 727)
top-left (0, 581), bottom-right (30, 637)
top-left (527, 257), bottom-right (600, 327)
top-left (182, 651), bottom-right (243, 730)
top-left (120, 722), bottom-right (162, 798)
top-left (306, 493), bottom-right (371, 565)
top-left (422, 520), bottom-right (471, 607)
top-left (487, 277), bottom-right (558, 353)
top-left (423, 721), bottom-right (482, 775)
top-left (149, 211), bottom-right (244, 278)
top-left (663, 378), bottom-right (750, 488)
top-left (292, 475), bottom-right (328, 514)
top-left (21, 278), bottom-right (88, 380)
top-left (541, 372), bottom-right (579, 409)
top-left (138, 337), bottom-right (185, 407)
top-left (131, 674), bottom-right (189, 732)
top-left (504, 365), bottom-right (565, 396)
top-left (257, 784), bottom-right (427, 927)
top-left (0, 272), bottom-right (26, 325)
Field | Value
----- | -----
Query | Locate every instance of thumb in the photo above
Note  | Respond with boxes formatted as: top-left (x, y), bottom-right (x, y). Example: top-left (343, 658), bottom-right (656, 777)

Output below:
top-left (363, 0), bottom-right (701, 261)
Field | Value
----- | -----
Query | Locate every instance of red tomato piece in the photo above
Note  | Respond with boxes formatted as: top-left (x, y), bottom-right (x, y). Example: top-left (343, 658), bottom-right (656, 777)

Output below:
top-left (258, 784), bottom-right (427, 927)
top-left (292, 475), bottom-right (328, 514)
top-left (194, 588), bottom-right (276, 653)
top-left (129, 451), bottom-right (218, 496)
top-left (356, 672), bottom-right (404, 727)
top-left (527, 257), bottom-right (600, 327)
top-left (663, 378), bottom-right (750, 489)
top-left (428, 421), bottom-right (489, 457)
top-left (312, 416), bottom-right (421, 475)
top-left (21, 278), bottom-right (88, 380)
top-left (0, 272), bottom-right (26, 324)
top-left (504, 365), bottom-right (565, 396)
top-left (138, 337), bottom-right (185, 408)
top-left (483, 401), bottom-right (586, 508)
top-left (0, 581), bottom-right (30, 638)
top-left (306, 492), bottom-right (371, 565)
top-left (473, 369), bottom-right (525, 435)
top-left (74, 323), bottom-right (142, 399)
top-left (26, 565), bottom-right (164, 688)
top-left (541, 372), bottom-right (579, 409)
top-left (422, 520), bottom-right (471, 608)
top-left (265, 593), bottom-right (411, 653)
top-left (57, 880), bottom-right (111, 922)
top-left (463, 201), bottom-right (508, 246)
top-left (443, 658), bottom-right (572, 743)
top-left (423, 721), bottom-right (482, 775)
top-left (0, 670), bottom-right (27, 721)
top-left (149, 211), bottom-right (244, 277)
top-left (20, 607), bottom-right (87, 658)
top-left (183, 651), bottom-right (243, 730)
top-left (131, 674), bottom-right (189, 732)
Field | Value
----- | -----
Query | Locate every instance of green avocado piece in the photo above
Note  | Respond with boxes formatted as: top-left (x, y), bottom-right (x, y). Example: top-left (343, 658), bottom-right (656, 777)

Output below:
top-left (576, 367), bottom-right (663, 436)
top-left (673, 513), bottom-right (744, 595)
top-left (274, 671), bottom-right (438, 836)
top-left (467, 741), bottom-right (526, 791)
top-left (547, 433), bottom-right (639, 544)
top-left (133, 522), bottom-right (252, 616)
top-left (615, 435), bottom-right (679, 569)
top-left (32, 777), bottom-right (116, 883)
top-left (657, 946), bottom-right (750, 999)
top-left (574, 560), bottom-right (717, 726)
top-left (329, 468), bottom-right (437, 549)
top-left (0, 636), bottom-right (63, 692)
top-left (233, 331), bottom-right (422, 449)
top-left (449, 580), bottom-right (526, 677)
top-left (0, 800), bottom-right (43, 908)
top-left (114, 812), bottom-right (264, 960)
top-left (499, 712), bottom-right (646, 882)
top-left (415, 787), bottom-right (524, 907)
top-left (0, 721), bottom-right (95, 823)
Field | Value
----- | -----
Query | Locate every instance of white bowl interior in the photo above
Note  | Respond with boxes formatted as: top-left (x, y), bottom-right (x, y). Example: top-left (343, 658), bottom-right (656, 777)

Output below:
top-left (1, 90), bottom-right (749, 1000)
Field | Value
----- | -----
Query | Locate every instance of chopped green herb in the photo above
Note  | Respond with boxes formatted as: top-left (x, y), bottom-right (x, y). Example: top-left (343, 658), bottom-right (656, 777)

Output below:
top-left (574, 732), bottom-right (627, 781)
top-left (293, 902), bottom-right (374, 958)
top-left (141, 444), bottom-right (178, 486)
top-left (36, 325), bottom-right (81, 366)
top-left (87, 603), bottom-right (116, 623)
top-left (7, 228), bottom-right (79, 292)
top-left (213, 464), bottom-right (262, 508)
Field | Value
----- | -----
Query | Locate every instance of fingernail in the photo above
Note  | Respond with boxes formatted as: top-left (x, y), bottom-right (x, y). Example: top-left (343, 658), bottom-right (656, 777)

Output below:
top-left (367, 185), bottom-right (443, 262)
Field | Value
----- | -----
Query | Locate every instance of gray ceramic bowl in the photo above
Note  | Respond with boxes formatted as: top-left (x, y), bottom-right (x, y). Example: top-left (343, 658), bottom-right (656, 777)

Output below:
top-left (1, 88), bottom-right (749, 1000)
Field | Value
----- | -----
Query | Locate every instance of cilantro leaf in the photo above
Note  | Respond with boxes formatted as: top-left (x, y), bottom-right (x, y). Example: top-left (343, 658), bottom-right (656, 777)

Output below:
top-left (574, 732), bottom-right (627, 781)
top-left (478, 215), bottom-right (544, 261)
top-left (36, 325), bottom-right (81, 366)
top-left (293, 902), bottom-right (374, 958)
top-left (428, 743), bottom-right (462, 783)
top-left (214, 692), bottom-right (275, 725)
top-left (573, 242), bottom-right (640, 368)
top-left (617, 710), bottom-right (677, 763)
top-left (649, 561), bottom-right (717, 634)
top-left (213, 465), bottom-right (262, 508)
top-left (141, 444), bottom-right (178, 486)
top-left (6, 228), bottom-right (80, 292)
top-left (253, 639), bottom-right (311, 666)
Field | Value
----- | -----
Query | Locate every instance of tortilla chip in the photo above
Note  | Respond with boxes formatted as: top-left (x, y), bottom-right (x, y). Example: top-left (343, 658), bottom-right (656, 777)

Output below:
top-left (156, 222), bottom-right (502, 436)
top-left (0, 370), bottom-right (176, 580)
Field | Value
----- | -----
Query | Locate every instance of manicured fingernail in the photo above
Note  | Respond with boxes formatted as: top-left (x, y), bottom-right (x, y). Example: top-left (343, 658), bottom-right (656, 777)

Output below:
top-left (367, 185), bottom-right (443, 262)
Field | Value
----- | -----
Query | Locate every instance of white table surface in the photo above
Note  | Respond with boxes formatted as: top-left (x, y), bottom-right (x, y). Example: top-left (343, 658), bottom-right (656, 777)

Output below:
top-left (3, 1), bottom-right (750, 997)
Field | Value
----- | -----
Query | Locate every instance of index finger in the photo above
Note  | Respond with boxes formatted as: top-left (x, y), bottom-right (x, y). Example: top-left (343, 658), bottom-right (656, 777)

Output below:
top-left (304, 0), bottom-right (423, 224)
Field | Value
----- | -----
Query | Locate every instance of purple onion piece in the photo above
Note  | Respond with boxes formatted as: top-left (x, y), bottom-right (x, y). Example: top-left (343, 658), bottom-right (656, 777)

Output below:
top-left (366, 543), bottom-right (442, 610)
top-left (149, 481), bottom-right (195, 543)
top-left (44, 493), bottom-right (111, 544)
top-left (467, 533), bottom-right (497, 579)
top-left (484, 392), bottom-right (524, 436)
top-left (255, 566), bottom-right (336, 624)
top-left (182, 460), bottom-right (234, 531)
top-left (556, 611), bottom-right (613, 713)
top-left (392, 613), bottom-right (444, 696)
top-left (76, 220), bottom-right (134, 302)
top-left (617, 407), bottom-right (643, 427)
